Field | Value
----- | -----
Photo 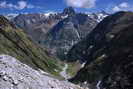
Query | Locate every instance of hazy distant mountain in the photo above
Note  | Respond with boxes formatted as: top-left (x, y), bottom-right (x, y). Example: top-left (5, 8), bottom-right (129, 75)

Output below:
top-left (87, 11), bottom-right (109, 22)
top-left (13, 13), bottom-right (62, 42)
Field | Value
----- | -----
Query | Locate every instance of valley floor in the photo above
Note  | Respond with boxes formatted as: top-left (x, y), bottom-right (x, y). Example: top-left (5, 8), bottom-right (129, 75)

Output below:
top-left (60, 64), bottom-right (70, 79)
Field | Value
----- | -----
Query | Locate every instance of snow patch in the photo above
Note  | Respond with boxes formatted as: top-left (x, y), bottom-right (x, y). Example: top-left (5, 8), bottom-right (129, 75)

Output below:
top-left (74, 29), bottom-right (80, 39)
top-left (96, 80), bottom-right (101, 89)
top-left (5, 13), bottom-right (19, 20)
top-left (44, 12), bottom-right (57, 18)
top-left (61, 15), bottom-right (68, 19)
top-left (81, 62), bottom-right (86, 68)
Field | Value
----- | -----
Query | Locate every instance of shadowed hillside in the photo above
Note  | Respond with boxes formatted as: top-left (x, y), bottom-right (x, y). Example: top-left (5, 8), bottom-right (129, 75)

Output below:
top-left (69, 11), bottom-right (133, 89)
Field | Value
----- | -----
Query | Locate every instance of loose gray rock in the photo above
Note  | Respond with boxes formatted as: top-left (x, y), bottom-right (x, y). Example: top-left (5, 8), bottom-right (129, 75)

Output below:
top-left (0, 54), bottom-right (82, 89)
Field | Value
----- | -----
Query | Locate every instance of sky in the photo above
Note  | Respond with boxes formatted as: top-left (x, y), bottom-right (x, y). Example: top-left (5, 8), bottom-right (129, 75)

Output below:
top-left (0, 0), bottom-right (133, 14)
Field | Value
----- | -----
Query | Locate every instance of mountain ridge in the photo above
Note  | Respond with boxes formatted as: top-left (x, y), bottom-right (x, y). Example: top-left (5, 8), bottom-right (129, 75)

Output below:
top-left (68, 11), bottom-right (133, 89)
top-left (10, 7), bottom-right (108, 59)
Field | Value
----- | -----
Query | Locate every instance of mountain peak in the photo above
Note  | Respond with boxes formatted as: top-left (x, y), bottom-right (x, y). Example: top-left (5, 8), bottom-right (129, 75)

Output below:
top-left (62, 7), bottom-right (75, 16)
top-left (0, 15), bottom-right (10, 26)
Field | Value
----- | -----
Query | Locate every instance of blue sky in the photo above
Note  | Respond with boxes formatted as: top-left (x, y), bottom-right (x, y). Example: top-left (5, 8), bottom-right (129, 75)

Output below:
top-left (0, 0), bottom-right (133, 14)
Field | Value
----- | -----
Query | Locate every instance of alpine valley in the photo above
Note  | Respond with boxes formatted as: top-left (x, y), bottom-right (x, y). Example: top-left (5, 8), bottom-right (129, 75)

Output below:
top-left (0, 4), bottom-right (133, 89)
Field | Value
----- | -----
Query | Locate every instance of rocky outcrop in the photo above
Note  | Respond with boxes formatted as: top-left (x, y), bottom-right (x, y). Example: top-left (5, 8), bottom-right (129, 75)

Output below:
top-left (62, 7), bottom-right (76, 16)
top-left (0, 54), bottom-right (82, 89)
top-left (68, 11), bottom-right (133, 89)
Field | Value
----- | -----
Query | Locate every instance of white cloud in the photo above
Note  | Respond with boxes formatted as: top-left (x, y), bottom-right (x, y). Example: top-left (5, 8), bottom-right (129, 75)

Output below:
top-left (112, 2), bottom-right (132, 12)
top-left (0, 1), bottom-right (15, 9)
top-left (65, 0), bottom-right (96, 8)
top-left (119, 2), bottom-right (128, 8)
top-left (17, 1), bottom-right (27, 10)
top-left (0, 1), bottom-right (39, 10)
top-left (27, 4), bottom-right (35, 9)
top-left (112, 6), bottom-right (121, 12)
top-left (0, 1), bottom-right (7, 8)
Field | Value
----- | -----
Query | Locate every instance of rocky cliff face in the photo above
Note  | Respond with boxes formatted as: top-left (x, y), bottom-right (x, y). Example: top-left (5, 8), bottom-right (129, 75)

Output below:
top-left (69, 11), bottom-right (133, 89)
top-left (13, 7), bottom-right (108, 59)
top-left (62, 7), bottom-right (76, 16)
top-left (0, 55), bottom-right (82, 89)
top-left (0, 15), bottom-right (62, 76)
top-left (42, 8), bottom-right (108, 59)
top-left (44, 12), bottom-right (97, 59)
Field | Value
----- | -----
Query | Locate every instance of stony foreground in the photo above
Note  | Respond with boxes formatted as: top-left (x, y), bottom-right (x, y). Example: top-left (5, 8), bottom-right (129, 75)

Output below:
top-left (0, 54), bottom-right (82, 89)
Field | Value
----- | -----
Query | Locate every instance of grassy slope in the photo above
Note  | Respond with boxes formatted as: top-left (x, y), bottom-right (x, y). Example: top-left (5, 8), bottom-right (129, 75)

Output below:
top-left (0, 16), bottom-right (62, 76)
top-left (66, 62), bottom-right (81, 77)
